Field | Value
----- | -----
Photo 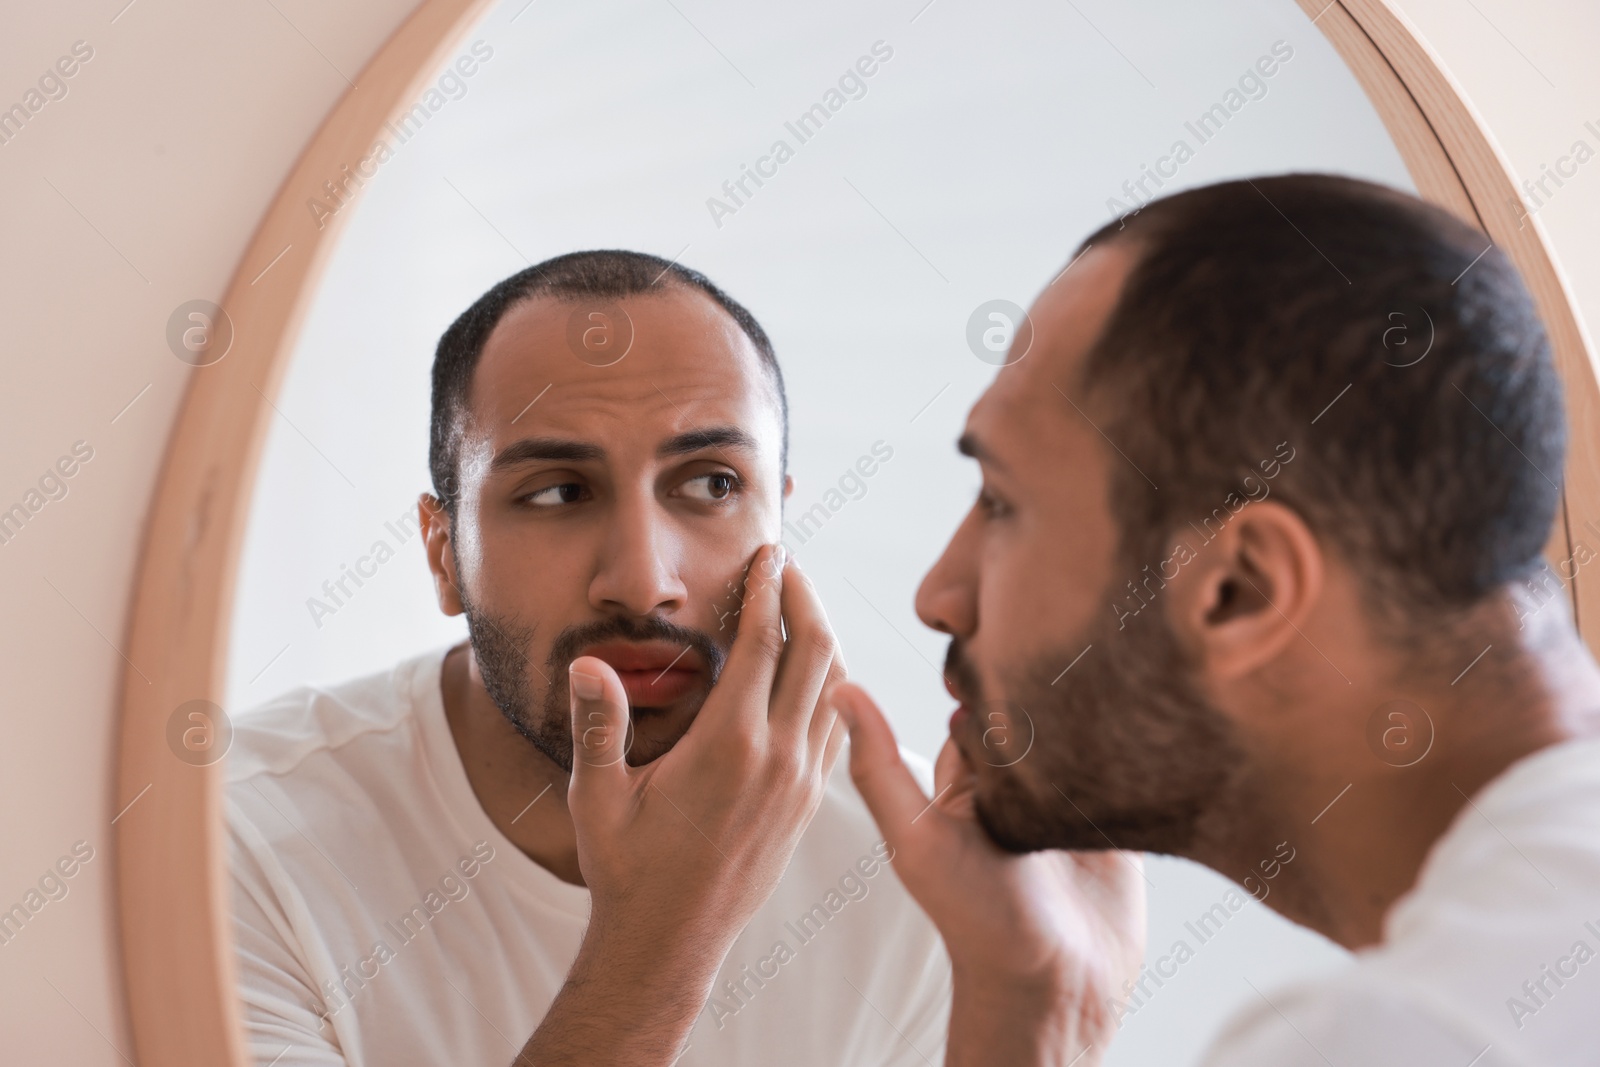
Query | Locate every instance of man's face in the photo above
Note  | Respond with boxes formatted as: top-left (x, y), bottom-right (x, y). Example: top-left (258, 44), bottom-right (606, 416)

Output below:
top-left (437, 288), bottom-right (786, 770)
top-left (916, 244), bottom-right (1243, 856)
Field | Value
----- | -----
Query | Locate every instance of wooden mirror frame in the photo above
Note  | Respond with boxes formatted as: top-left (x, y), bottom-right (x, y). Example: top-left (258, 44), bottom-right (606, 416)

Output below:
top-left (114, 0), bottom-right (1600, 1062)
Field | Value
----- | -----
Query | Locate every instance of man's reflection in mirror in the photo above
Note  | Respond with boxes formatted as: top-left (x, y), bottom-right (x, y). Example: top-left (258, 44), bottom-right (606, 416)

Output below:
top-left (228, 252), bottom-right (951, 1067)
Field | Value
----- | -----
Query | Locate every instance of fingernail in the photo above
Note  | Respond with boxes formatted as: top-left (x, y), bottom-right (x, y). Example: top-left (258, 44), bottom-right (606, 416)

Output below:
top-left (569, 666), bottom-right (603, 700)
top-left (774, 543), bottom-right (789, 571)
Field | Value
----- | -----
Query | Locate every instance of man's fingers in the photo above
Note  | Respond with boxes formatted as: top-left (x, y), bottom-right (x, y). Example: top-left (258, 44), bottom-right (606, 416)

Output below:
top-left (809, 650), bottom-right (848, 753)
top-left (933, 733), bottom-right (979, 794)
top-left (819, 706), bottom-right (848, 785)
top-left (770, 556), bottom-right (839, 740)
top-left (835, 682), bottom-right (934, 852)
top-left (700, 543), bottom-right (786, 732)
top-left (567, 656), bottom-right (631, 800)
top-left (931, 737), bottom-right (980, 818)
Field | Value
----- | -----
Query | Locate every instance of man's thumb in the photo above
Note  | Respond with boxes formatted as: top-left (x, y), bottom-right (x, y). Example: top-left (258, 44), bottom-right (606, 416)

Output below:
top-left (568, 656), bottom-right (631, 792)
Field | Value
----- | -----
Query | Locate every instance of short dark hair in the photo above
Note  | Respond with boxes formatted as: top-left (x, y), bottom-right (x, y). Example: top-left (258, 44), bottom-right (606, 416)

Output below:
top-left (1076, 173), bottom-right (1565, 621)
top-left (429, 249), bottom-right (788, 514)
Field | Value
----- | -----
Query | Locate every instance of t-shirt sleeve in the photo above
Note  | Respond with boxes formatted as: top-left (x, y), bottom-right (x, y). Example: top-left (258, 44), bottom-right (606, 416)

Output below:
top-left (1200, 977), bottom-right (1527, 1067)
top-left (229, 796), bottom-right (351, 1067)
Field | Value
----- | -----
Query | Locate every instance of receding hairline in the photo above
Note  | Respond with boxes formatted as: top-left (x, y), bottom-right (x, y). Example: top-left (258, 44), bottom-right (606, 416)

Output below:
top-left (485, 280), bottom-right (762, 347)
top-left (463, 281), bottom-right (781, 405)
top-left (1016, 237), bottom-right (1146, 409)
top-left (430, 249), bottom-right (792, 511)
top-left (448, 281), bottom-right (787, 470)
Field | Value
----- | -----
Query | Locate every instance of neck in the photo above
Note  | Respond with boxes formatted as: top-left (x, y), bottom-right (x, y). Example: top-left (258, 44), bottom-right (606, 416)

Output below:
top-left (440, 641), bottom-right (585, 885)
top-left (1195, 602), bottom-right (1600, 950)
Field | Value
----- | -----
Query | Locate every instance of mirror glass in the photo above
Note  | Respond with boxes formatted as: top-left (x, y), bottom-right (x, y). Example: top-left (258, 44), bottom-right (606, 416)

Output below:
top-left (225, 1), bottom-right (1412, 1063)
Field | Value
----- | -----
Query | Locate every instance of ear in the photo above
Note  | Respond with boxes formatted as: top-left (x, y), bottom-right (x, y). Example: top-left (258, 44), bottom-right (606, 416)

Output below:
top-left (1166, 501), bottom-right (1325, 681)
top-left (419, 492), bottom-right (466, 616)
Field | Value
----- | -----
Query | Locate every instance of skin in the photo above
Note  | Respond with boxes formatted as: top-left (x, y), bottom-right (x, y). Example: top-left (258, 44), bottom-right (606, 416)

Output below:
top-left (838, 242), bottom-right (1600, 1065)
top-left (419, 288), bottom-right (847, 1066)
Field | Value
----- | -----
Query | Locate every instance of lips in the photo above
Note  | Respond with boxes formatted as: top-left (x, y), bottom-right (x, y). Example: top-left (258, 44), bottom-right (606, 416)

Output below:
top-left (944, 673), bottom-right (975, 729)
top-left (949, 704), bottom-right (972, 733)
top-left (578, 640), bottom-right (706, 708)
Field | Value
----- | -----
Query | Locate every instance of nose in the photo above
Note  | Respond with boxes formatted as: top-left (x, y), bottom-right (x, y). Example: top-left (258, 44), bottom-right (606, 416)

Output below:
top-left (915, 507), bottom-right (980, 641)
top-left (588, 491), bottom-right (687, 617)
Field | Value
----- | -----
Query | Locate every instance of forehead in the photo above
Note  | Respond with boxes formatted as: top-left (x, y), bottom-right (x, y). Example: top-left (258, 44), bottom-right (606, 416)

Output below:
top-left (965, 244), bottom-right (1135, 463)
top-left (463, 288), bottom-right (781, 461)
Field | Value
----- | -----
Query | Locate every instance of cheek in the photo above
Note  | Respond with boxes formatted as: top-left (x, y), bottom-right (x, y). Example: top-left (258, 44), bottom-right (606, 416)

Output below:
top-left (975, 518), bottom-right (1112, 679)
top-left (683, 474), bottom-right (784, 607)
top-left (686, 529), bottom-right (769, 637)
top-left (461, 508), bottom-right (578, 628)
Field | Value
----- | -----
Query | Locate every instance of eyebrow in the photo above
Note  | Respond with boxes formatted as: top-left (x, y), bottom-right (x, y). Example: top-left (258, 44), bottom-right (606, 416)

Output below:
top-left (658, 426), bottom-right (760, 459)
top-left (489, 426), bottom-right (759, 473)
top-left (490, 438), bottom-right (605, 472)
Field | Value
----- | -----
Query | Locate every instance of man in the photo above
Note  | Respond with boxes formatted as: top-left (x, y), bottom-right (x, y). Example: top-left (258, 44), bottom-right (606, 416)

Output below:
top-left (228, 251), bottom-right (950, 1066)
top-left (840, 174), bottom-right (1600, 1065)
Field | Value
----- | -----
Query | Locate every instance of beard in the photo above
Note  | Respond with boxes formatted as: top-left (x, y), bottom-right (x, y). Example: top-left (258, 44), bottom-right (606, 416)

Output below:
top-left (951, 583), bottom-right (1246, 857)
top-left (460, 589), bottom-right (726, 772)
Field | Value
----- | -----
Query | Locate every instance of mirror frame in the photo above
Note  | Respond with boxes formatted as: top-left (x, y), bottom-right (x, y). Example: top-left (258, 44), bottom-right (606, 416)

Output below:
top-left (113, 0), bottom-right (1600, 1062)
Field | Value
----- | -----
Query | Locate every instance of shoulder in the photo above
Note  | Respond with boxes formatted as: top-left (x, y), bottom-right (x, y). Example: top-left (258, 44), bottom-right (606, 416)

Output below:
top-left (226, 648), bottom-right (442, 786)
top-left (1202, 974), bottom-right (1525, 1067)
top-left (1205, 737), bottom-right (1600, 1067)
top-left (1378, 734), bottom-right (1600, 969)
top-left (225, 647), bottom-right (451, 875)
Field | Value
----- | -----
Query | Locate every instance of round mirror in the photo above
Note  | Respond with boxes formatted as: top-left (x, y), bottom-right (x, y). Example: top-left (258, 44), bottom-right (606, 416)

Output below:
top-left (114, 1), bottom-right (1600, 1064)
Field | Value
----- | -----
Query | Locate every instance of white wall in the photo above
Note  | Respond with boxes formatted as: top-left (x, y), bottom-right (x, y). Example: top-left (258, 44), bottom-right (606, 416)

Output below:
top-left (3, 0), bottom-right (1596, 1062)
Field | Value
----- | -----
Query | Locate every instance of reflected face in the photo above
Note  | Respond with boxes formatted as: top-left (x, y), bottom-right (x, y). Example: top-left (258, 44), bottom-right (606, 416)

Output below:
top-left (444, 290), bottom-right (786, 769)
top-left (916, 244), bottom-right (1244, 855)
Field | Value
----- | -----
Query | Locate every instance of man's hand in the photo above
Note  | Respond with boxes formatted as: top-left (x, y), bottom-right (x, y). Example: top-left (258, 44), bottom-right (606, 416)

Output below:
top-left (837, 682), bottom-right (1145, 1067)
top-left (515, 544), bottom-right (847, 1066)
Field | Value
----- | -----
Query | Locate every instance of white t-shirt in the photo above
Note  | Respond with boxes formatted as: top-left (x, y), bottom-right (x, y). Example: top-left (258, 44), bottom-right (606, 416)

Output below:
top-left (1205, 734), bottom-right (1600, 1066)
top-left (228, 645), bottom-right (951, 1067)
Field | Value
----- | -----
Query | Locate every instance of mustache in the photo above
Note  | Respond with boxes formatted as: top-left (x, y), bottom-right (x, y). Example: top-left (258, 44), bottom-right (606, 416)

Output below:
top-left (546, 615), bottom-right (727, 685)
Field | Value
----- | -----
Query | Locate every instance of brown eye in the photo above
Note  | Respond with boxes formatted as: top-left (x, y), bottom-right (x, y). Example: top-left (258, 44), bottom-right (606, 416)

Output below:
top-left (682, 472), bottom-right (737, 502)
top-left (525, 483), bottom-right (586, 507)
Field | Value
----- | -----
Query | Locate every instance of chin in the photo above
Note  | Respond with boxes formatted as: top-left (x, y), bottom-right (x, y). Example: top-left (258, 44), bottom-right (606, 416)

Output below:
top-left (974, 804), bottom-right (1102, 854)
top-left (970, 767), bottom-right (1061, 853)
top-left (621, 703), bottom-right (700, 766)
top-left (976, 775), bottom-right (1211, 855)
top-left (970, 765), bottom-right (1128, 854)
